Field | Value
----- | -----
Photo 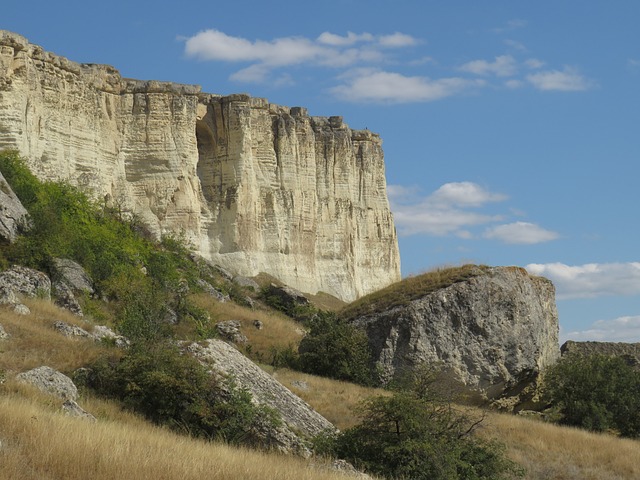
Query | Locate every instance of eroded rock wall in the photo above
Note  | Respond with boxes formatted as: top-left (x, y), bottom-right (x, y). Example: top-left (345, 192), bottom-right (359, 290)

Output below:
top-left (0, 30), bottom-right (400, 301)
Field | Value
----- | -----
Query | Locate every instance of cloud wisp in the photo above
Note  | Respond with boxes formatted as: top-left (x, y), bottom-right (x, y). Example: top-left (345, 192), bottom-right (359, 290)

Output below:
top-left (182, 28), bottom-right (596, 101)
top-left (388, 182), bottom-right (506, 237)
top-left (563, 315), bottom-right (640, 343)
top-left (484, 222), bottom-right (559, 244)
top-left (526, 262), bottom-right (640, 300)
top-left (389, 182), bottom-right (559, 244)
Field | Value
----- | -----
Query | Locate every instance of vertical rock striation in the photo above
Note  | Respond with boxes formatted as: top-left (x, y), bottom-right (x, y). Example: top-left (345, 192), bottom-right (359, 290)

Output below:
top-left (0, 31), bottom-right (400, 301)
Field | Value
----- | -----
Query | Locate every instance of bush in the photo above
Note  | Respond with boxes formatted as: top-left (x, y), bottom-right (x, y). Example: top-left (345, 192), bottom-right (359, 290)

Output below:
top-left (298, 312), bottom-right (375, 385)
top-left (545, 353), bottom-right (640, 436)
top-left (323, 367), bottom-right (524, 480)
top-left (89, 341), bottom-right (279, 445)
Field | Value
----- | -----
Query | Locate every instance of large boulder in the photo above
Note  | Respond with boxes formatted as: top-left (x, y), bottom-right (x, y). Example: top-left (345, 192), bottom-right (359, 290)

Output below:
top-left (351, 266), bottom-right (560, 401)
top-left (0, 266), bottom-right (51, 301)
top-left (51, 258), bottom-right (94, 295)
top-left (0, 170), bottom-right (30, 243)
top-left (16, 366), bottom-right (78, 400)
top-left (185, 339), bottom-right (336, 456)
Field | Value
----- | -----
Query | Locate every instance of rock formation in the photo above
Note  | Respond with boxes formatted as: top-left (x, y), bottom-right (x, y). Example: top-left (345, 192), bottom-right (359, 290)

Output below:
top-left (0, 30), bottom-right (400, 301)
top-left (186, 339), bottom-right (336, 455)
top-left (0, 170), bottom-right (29, 243)
top-left (561, 340), bottom-right (640, 367)
top-left (351, 266), bottom-right (560, 400)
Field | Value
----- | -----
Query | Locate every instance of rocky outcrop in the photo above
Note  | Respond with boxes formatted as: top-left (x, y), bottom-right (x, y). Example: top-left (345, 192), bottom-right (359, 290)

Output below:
top-left (17, 366), bottom-right (78, 400)
top-left (352, 266), bottom-right (560, 400)
top-left (0, 324), bottom-right (9, 339)
top-left (0, 170), bottom-right (29, 243)
top-left (561, 340), bottom-right (640, 367)
top-left (51, 258), bottom-right (94, 295)
top-left (186, 339), bottom-right (336, 455)
top-left (0, 265), bottom-right (51, 300)
top-left (17, 366), bottom-right (95, 420)
top-left (0, 30), bottom-right (400, 302)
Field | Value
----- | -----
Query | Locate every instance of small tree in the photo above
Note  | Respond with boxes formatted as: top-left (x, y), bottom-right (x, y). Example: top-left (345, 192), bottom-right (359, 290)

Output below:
top-left (298, 312), bottom-right (375, 385)
top-left (323, 366), bottom-right (524, 479)
top-left (545, 353), bottom-right (640, 436)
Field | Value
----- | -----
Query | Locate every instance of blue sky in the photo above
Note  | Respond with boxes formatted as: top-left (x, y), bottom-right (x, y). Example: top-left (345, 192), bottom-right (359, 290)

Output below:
top-left (3, 1), bottom-right (640, 343)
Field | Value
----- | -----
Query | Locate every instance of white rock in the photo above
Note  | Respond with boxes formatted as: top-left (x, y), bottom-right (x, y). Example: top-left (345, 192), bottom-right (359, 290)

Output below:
top-left (0, 31), bottom-right (400, 302)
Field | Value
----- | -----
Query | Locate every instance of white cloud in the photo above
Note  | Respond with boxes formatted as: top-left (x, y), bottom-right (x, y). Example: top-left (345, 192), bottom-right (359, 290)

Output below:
top-left (483, 222), bottom-right (559, 245)
top-left (429, 181), bottom-right (507, 206)
top-left (505, 79), bottom-right (523, 89)
top-left (388, 182), bottom-right (506, 236)
top-left (184, 29), bottom-right (329, 66)
top-left (316, 31), bottom-right (374, 46)
top-left (563, 316), bottom-right (640, 343)
top-left (504, 39), bottom-right (527, 51)
top-left (459, 55), bottom-right (518, 77)
top-left (378, 32), bottom-right (419, 48)
top-left (628, 59), bottom-right (640, 68)
top-left (331, 69), bottom-right (484, 103)
top-left (524, 58), bottom-right (545, 69)
top-left (525, 262), bottom-right (640, 299)
top-left (492, 19), bottom-right (527, 34)
top-left (526, 67), bottom-right (595, 91)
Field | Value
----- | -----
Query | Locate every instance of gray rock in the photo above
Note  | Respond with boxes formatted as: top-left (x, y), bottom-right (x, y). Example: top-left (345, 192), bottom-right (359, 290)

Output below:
top-left (0, 266), bottom-right (51, 300)
top-left (17, 366), bottom-right (78, 400)
top-left (232, 276), bottom-right (260, 291)
top-left (51, 258), bottom-right (94, 294)
top-left (53, 321), bottom-right (92, 339)
top-left (352, 266), bottom-right (560, 401)
top-left (196, 279), bottom-right (230, 302)
top-left (263, 283), bottom-right (310, 312)
top-left (12, 303), bottom-right (30, 315)
top-left (91, 325), bottom-right (130, 348)
top-left (186, 339), bottom-right (336, 456)
top-left (0, 285), bottom-right (18, 305)
top-left (0, 170), bottom-right (30, 243)
top-left (62, 399), bottom-right (97, 422)
top-left (0, 324), bottom-right (9, 339)
top-left (253, 319), bottom-right (263, 330)
top-left (213, 264), bottom-right (234, 281)
top-left (52, 281), bottom-right (84, 316)
top-left (216, 320), bottom-right (248, 344)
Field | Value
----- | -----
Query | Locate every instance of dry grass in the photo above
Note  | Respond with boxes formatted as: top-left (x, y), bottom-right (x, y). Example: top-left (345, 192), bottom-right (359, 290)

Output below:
top-left (265, 367), bottom-right (388, 430)
top-left (0, 299), bottom-right (113, 376)
top-left (481, 411), bottom-right (640, 480)
top-left (340, 264), bottom-right (488, 320)
top-left (0, 391), bottom-right (356, 480)
top-left (190, 293), bottom-right (305, 360)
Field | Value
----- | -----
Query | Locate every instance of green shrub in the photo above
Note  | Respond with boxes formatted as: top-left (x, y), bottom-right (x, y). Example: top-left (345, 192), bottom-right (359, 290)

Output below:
top-left (298, 312), bottom-right (375, 386)
top-left (322, 367), bottom-right (524, 480)
top-left (89, 341), bottom-right (279, 445)
top-left (545, 353), bottom-right (640, 436)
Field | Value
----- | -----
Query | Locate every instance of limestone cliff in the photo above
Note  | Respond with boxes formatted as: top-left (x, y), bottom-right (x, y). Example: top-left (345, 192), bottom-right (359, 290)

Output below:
top-left (350, 266), bottom-right (560, 400)
top-left (0, 30), bottom-right (400, 301)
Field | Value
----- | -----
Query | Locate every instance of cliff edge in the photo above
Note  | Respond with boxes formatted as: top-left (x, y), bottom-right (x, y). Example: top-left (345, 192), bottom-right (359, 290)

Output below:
top-left (0, 30), bottom-right (400, 301)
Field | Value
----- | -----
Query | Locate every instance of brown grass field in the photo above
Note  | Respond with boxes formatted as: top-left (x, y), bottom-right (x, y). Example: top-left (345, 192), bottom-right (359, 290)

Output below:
top-left (2, 299), bottom-right (640, 479)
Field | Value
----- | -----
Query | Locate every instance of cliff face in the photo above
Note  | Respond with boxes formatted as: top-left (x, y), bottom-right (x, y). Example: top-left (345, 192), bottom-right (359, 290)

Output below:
top-left (352, 266), bottom-right (560, 400)
top-left (0, 31), bottom-right (400, 301)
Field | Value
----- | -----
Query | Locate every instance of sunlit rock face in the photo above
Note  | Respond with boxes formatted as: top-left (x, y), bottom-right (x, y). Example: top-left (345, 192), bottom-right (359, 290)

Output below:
top-left (0, 30), bottom-right (400, 301)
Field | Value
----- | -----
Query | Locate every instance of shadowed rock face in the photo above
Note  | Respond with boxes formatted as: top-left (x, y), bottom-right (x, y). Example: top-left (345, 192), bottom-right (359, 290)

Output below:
top-left (0, 30), bottom-right (400, 302)
top-left (352, 266), bottom-right (560, 400)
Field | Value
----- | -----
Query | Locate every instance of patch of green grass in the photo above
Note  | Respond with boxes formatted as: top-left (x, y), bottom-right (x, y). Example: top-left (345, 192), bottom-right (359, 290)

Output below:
top-left (341, 264), bottom-right (489, 320)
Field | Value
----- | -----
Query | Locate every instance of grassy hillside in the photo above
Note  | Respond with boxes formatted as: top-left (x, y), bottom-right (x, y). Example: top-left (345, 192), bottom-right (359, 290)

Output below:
top-left (2, 301), bottom-right (639, 479)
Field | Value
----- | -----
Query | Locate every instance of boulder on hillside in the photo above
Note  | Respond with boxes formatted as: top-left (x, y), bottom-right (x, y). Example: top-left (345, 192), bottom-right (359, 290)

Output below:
top-left (0, 324), bottom-right (9, 339)
top-left (185, 339), bottom-right (336, 456)
top-left (351, 266), bottom-right (560, 402)
top-left (0, 170), bottom-right (30, 243)
top-left (51, 258), bottom-right (94, 295)
top-left (232, 275), bottom-right (260, 291)
top-left (0, 266), bottom-right (51, 301)
top-left (17, 366), bottom-right (78, 400)
top-left (263, 283), bottom-right (310, 316)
